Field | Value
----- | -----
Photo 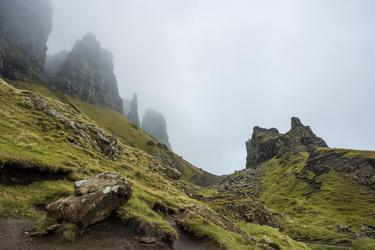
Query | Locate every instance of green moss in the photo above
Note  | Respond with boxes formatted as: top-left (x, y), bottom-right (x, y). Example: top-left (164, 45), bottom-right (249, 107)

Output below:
top-left (261, 153), bottom-right (375, 246)
top-left (240, 223), bottom-right (310, 249)
top-left (180, 212), bottom-right (254, 250)
top-left (0, 180), bottom-right (73, 218)
top-left (352, 239), bottom-right (375, 250)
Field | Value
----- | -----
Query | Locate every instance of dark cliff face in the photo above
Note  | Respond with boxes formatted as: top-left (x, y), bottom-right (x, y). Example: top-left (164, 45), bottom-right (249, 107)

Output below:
top-left (0, 0), bottom-right (52, 81)
top-left (54, 33), bottom-right (123, 112)
top-left (142, 109), bottom-right (171, 149)
top-left (246, 117), bottom-right (328, 168)
top-left (127, 94), bottom-right (140, 127)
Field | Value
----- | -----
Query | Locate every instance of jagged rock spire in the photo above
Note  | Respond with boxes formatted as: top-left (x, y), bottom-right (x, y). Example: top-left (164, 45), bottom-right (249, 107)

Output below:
top-left (141, 109), bottom-right (171, 149)
top-left (246, 117), bottom-right (328, 168)
top-left (127, 94), bottom-right (140, 127)
top-left (53, 33), bottom-right (123, 112)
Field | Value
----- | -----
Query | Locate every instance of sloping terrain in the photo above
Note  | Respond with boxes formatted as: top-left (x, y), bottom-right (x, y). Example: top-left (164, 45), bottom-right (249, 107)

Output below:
top-left (0, 79), bottom-right (308, 249)
top-left (212, 120), bottom-right (375, 249)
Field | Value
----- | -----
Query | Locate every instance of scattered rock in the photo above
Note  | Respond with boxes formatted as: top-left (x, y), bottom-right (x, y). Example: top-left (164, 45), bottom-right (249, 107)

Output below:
top-left (222, 201), bottom-right (278, 227)
top-left (47, 173), bottom-right (132, 228)
top-left (177, 204), bottom-right (256, 245)
top-left (25, 91), bottom-right (122, 160)
top-left (148, 162), bottom-right (181, 180)
top-left (336, 224), bottom-right (352, 234)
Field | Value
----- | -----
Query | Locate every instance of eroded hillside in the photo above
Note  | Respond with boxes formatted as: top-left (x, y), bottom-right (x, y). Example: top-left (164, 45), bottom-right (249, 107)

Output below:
top-left (0, 79), bottom-right (309, 249)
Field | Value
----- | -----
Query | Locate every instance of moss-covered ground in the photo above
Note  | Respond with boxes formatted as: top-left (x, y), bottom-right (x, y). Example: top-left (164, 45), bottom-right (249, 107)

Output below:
top-left (261, 152), bottom-right (375, 249)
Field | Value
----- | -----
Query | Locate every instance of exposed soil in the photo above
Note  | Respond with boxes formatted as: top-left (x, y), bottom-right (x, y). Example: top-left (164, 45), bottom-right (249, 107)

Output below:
top-left (0, 217), bottom-right (221, 250)
top-left (0, 159), bottom-right (71, 185)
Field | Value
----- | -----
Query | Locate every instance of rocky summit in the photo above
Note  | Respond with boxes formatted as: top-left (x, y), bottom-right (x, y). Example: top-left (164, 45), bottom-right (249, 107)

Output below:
top-left (0, 0), bottom-right (52, 81)
top-left (246, 117), bottom-right (328, 168)
top-left (53, 33), bottom-right (123, 112)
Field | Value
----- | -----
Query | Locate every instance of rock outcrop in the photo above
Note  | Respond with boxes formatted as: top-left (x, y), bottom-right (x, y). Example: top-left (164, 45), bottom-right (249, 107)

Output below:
top-left (246, 117), bottom-right (328, 168)
top-left (0, 0), bottom-right (52, 81)
top-left (25, 89), bottom-right (122, 160)
top-left (126, 94), bottom-right (140, 127)
top-left (53, 33), bottom-right (123, 112)
top-left (142, 109), bottom-right (171, 149)
top-left (303, 149), bottom-right (375, 190)
top-left (47, 172), bottom-right (132, 228)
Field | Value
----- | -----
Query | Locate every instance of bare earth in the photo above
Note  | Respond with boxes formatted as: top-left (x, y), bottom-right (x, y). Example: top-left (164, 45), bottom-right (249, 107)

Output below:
top-left (0, 217), bottom-right (220, 250)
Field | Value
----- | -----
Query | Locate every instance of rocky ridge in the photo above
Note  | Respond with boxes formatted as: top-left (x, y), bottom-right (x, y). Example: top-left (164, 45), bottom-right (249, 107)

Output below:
top-left (246, 117), bottom-right (328, 168)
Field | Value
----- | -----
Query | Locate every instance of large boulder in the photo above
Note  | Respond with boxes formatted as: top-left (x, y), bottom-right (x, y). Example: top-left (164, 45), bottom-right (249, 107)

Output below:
top-left (47, 173), bottom-right (132, 227)
top-left (246, 117), bottom-right (328, 168)
top-left (53, 33), bottom-right (123, 112)
top-left (0, 0), bottom-right (52, 81)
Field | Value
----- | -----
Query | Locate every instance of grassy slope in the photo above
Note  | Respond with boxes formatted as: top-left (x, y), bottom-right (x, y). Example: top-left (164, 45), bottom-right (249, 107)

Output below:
top-left (10, 80), bottom-right (209, 182)
top-left (261, 151), bottom-right (375, 249)
top-left (0, 79), bottom-right (308, 249)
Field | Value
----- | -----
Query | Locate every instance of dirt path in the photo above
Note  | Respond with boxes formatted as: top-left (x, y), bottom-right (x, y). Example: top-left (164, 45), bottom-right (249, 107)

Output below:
top-left (0, 217), bottom-right (220, 250)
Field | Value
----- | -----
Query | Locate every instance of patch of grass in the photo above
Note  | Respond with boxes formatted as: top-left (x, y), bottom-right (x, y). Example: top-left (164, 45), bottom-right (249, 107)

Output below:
top-left (68, 97), bottom-right (207, 182)
top-left (56, 223), bottom-right (79, 241)
top-left (0, 180), bottom-right (73, 218)
top-left (352, 238), bottom-right (375, 250)
top-left (261, 153), bottom-right (375, 245)
top-left (240, 222), bottom-right (310, 249)
top-left (69, 98), bottom-right (152, 152)
top-left (180, 212), bottom-right (253, 250)
top-left (315, 147), bottom-right (375, 159)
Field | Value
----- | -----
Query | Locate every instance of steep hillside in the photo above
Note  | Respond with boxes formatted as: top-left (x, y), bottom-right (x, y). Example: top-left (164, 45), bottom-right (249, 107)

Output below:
top-left (8, 80), bottom-right (211, 183)
top-left (0, 79), bottom-right (310, 249)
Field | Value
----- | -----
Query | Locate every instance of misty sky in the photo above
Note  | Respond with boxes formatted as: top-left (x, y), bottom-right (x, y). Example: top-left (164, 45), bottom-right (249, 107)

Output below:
top-left (47, 0), bottom-right (375, 175)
